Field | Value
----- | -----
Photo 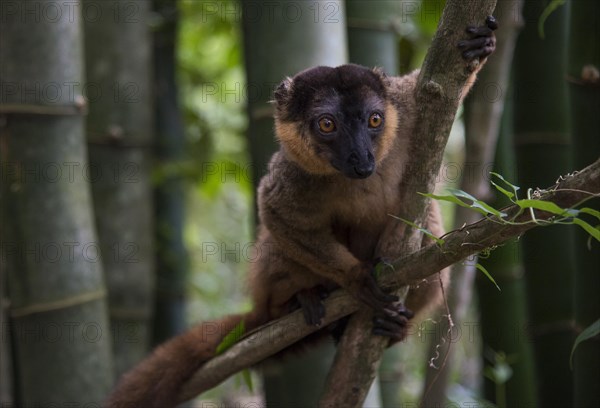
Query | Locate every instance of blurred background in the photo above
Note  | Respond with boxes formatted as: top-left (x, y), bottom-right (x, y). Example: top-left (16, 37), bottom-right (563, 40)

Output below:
top-left (1, 0), bottom-right (598, 407)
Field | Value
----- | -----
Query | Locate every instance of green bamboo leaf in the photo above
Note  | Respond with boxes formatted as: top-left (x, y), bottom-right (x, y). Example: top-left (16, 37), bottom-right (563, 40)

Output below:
top-left (471, 201), bottom-right (507, 218)
top-left (421, 192), bottom-right (490, 216)
top-left (489, 171), bottom-right (520, 200)
top-left (388, 214), bottom-right (445, 245)
top-left (242, 368), bottom-right (254, 392)
top-left (580, 207), bottom-right (600, 221)
top-left (515, 199), bottom-right (576, 216)
top-left (489, 172), bottom-right (520, 191)
top-left (570, 319), bottom-right (600, 368)
top-left (216, 320), bottom-right (245, 355)
top-left (447, 189), bottom-right (507, 217)
top-left (420, 192), bottom-right (472, 207)
top-left (447, 188), bottom-right (478, 201)
top-left (490, 180), bottom-right (515, 200)
top-left (476, 263), bottom-right (501, 291)
top-left (572, 218), bottom-right (600, 242)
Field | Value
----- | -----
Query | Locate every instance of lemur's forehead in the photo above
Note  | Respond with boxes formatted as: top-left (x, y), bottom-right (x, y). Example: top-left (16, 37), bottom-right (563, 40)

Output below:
top-left (309, 86), bottom-right (385, 114)
top-left (311, 84), bottom-right (380, 99)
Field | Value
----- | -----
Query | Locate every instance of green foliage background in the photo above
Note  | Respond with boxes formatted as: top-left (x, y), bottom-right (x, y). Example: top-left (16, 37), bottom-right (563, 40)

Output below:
top-left (178, 0), bottom-right (252, 322)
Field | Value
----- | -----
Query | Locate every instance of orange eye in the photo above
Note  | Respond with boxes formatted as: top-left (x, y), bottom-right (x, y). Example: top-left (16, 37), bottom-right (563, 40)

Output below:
top-left (318, 116), bottom-right (336, 133)
top-left (369, 112), bottom-right (383, 128)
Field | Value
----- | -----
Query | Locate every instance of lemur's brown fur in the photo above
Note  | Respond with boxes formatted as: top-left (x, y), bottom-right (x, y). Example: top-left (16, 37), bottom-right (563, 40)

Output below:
top-left (105, 17), bottom-right (497, 408)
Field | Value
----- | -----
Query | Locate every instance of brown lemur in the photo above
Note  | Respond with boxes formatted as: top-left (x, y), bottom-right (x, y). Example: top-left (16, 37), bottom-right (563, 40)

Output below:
top-left (105, 16), bottom-right (497, 408)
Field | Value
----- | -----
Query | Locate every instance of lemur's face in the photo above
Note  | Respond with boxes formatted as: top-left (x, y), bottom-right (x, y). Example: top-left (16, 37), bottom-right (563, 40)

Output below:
top-left (274, 64), bottom-right (397, 179)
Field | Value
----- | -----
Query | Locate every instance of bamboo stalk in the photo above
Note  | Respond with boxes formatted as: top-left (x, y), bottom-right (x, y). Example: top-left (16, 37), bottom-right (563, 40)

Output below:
top-left (0, 1), bottom-right (114, 401)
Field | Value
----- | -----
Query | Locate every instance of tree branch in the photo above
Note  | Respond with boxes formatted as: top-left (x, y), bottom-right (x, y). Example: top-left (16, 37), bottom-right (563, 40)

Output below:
top-left (178, 157), bottom-right (600, 404)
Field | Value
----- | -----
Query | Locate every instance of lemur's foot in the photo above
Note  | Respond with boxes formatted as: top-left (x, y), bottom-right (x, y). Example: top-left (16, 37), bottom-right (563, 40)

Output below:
top-left (297, 285), bottom-right (329, 326)
top-left (372, 301), bottom-right (414, 342)
top-left (458, 15), bottom-right (498, 61)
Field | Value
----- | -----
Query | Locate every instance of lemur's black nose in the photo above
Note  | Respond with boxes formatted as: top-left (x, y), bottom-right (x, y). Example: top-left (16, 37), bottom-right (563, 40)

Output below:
top-left (353, 164), bottom-right (375, 178)
top-left (348, 151), bottom-right (375, 178)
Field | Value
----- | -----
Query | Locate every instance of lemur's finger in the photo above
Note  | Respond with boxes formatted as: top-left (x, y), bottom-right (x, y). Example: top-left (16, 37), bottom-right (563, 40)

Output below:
top-left (486, 15), bottom-right (499, 30)
top-left (463, 45), bottom-right (496, 60)
top-left (458, 37), bottom-right (493, 50)
top-left (466, 25), bottom-right (493, 37)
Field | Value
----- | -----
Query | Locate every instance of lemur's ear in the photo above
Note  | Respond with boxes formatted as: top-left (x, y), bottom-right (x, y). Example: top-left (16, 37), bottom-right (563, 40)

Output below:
top-left (273, 77), bottom-right (293, 106)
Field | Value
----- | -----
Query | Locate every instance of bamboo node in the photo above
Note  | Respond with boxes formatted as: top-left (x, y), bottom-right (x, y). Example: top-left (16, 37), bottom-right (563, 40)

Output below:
top-left (10, 289), bottom-right (107, 318)
top-left (0, 101), bottom-right (88, 116)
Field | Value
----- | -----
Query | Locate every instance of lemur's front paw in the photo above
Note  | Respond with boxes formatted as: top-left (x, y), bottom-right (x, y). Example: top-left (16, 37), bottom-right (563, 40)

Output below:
top-left (372, 301), bottom-right (414, 343)
top-left (457, 15), bottom-right (498, 61)
top-left (348, 263), bottom-right (399, 313)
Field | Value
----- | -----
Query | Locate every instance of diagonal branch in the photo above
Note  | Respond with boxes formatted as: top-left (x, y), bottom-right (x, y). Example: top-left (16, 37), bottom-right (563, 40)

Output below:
top-left (178, 157), bottom-right (600, 404)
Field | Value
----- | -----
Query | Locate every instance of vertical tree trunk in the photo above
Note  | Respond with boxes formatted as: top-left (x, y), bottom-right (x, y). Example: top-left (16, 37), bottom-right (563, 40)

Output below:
top-left (151, 0), bottom-right (188, 346)
top-left (0, 1), bottom-right (114, 402)
top-left (567, 2), bottom-right (600, 407)
top-left (421, 2), bottom-right (524, 406)
top-left (513, 2), bottom-right (574, 406)
top-left (476, 98), bottom-right (536, 407)
top-left (242, 1), bottom-right (347, 406)
top-left (83, 0), bottom-right (155, 377)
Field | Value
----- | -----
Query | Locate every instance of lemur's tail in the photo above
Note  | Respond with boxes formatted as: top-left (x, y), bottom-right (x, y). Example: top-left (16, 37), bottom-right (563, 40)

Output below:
top-left (104, 311), bottom-right (264, 408)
